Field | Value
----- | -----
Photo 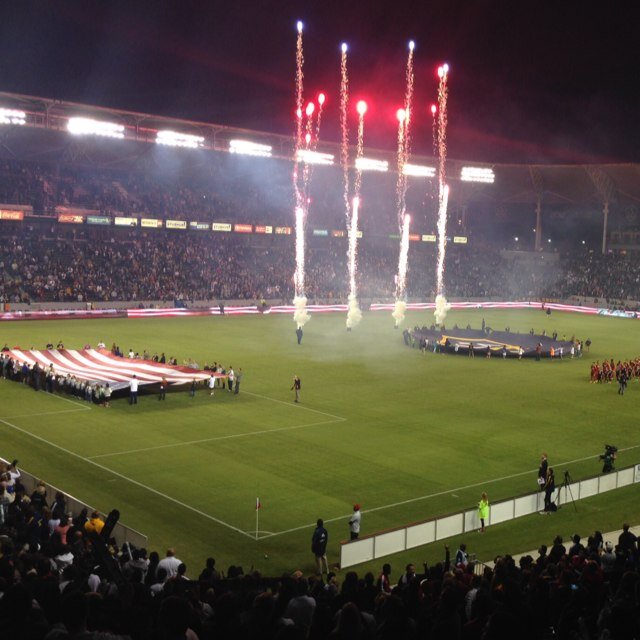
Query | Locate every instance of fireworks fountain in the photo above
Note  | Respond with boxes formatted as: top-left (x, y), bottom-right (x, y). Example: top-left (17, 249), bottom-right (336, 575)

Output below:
top-left (392, 213), bottom-right (411, 327)
top-left (434, 63), bottom-right (451, 326)
top-left (392, 41), bottom-right (415, 327)
top-left (292, 21), bottom-right (310, 329)
top-left (340, 43), bottom-right (350, 220)
top-left (346, 196), bottom-right (363, 329)
top-left (344, 99), bottom-right (367, 329)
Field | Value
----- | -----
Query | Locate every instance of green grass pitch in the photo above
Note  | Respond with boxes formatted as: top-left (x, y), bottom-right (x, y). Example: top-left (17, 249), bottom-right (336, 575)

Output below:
top-left (1, 307), bottom-right (639, 576)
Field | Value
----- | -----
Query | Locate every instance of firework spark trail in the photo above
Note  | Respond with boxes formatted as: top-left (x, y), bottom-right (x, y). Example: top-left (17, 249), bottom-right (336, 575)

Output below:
top-left (354, 102), bottom-right (366, 199)
top-left (395, 110), bottom-right (407, 229)
top-left (340, 44), bottom-right (350, 221)
top-left (292, 21), bottom-right (310, 328)
top-left (392, 42), bottom-right (415, 326)
top-left (395, 42), bottom-right (415, 226)
top-left (434, 63), bottom-right (451, 325)
top-left (436, 65), bottom-right (448, 190)
top-left (293, 206), bottom-right (310, 328)
top-left (301, 102), bottom-right (315, 202)
top-left (430, 104), bottom-right (438, 159)
top-left (345, 101), bottom-right (367, 330)
top-left (392, 214), bottom-right (411, 327)
top-left (295, 22), bottom-right (305, 152)
top-left (314, 93), bottom-right (325, 147)
top-left (346, 196), bottom-right (362, 329)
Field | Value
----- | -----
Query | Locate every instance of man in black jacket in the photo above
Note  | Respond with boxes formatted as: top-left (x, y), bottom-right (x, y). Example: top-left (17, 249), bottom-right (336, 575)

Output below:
top-left (311, 519), bottom-right (328, 575)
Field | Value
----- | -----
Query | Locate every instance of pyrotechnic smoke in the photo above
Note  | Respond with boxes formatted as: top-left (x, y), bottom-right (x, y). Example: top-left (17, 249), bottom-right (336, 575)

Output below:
top-left (346, 294), bottom-right (362, 329)
top-left (434, 64), bottom-right (450, 325)
top-left (434, 293), bottom-right (451, 326)
top-left (392, 300), bottom-right (407, 328)
top-left (393, 213), bottom-right (411, 326)
top-left (293, 295), bottom-right (310, 329)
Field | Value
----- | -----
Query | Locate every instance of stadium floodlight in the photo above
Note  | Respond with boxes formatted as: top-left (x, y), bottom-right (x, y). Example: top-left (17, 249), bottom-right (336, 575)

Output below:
top-left (356, 157), bottom-right (389, 172)
top-left (156, 130), bottom-right (204, 149)
top-left (67, 117), bottom-right (124, 139)
top-left (460, 166), bottom-right (495, 183)
top-left (296, 149), bottom-right (334, 165)
top-left (403, 163), bottom-right (436, 178)
top-left (229, 139), bottom-right (273, 157)
top-left (0, 108), bottom-right (26, 126)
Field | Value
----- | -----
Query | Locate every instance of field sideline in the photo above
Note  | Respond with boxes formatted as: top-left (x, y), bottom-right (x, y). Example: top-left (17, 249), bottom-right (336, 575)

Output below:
top-left (1, 307), bottom-right (639, 575)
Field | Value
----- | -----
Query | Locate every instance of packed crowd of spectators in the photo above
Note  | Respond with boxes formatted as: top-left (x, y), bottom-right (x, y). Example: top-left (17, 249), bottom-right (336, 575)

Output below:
top-left (549, 252), bottom-right (640, 303)
top-left (1, 458), bottom-right (639, 639)
top-left (2, 155), bottom-right (640, 305)
top-left (0, 224), bottom-right (569, 305)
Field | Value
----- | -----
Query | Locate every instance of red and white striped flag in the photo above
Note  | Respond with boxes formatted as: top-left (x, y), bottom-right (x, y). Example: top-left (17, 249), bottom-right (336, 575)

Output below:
top-left (256, 497), bottom-right (261, 510)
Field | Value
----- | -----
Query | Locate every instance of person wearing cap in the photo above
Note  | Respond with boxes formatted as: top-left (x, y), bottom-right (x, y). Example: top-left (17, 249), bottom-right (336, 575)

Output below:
top-left (349, 504), bottom-right (361, 540)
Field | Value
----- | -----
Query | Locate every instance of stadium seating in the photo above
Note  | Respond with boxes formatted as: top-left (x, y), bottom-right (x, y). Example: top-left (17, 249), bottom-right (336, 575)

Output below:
top-left (0, 457), bottom-right (638, 639)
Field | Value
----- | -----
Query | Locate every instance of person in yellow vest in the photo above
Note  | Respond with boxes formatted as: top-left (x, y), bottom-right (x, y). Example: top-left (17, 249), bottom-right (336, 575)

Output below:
top-left (84, 510), bottom-right (105, 535)
top-left (478, 492), bottom-right (489, 533)
top-left (550, 346), bottom-right (555, 359)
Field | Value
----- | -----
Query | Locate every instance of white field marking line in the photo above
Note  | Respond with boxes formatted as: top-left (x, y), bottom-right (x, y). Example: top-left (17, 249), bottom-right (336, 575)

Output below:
top-left (87, 416), bottom-right (346, 459)
top-left (242, 390), bottom-right (347, 421)
top-left (42, 392), bottom-right (91, 410)
top-left (0, 407), bottom-right (90, 420)
top-left (261, 444), bottom-right (640, 539)
top-left (0, 416), bottom-right (254, 539)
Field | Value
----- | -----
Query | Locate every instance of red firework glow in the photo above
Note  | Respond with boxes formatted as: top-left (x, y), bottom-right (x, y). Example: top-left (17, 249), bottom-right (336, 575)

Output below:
top-left (356, 100), bottom-right (368, 116)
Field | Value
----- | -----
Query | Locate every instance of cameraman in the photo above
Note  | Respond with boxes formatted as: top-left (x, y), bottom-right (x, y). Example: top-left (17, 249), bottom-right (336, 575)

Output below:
top-left (543, 468), bottom-right (555, 513)
top-left (537, 453), bottom-right (548, 491)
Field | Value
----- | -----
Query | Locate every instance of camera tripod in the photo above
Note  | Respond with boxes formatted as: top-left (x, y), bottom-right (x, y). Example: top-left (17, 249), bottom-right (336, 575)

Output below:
top-left (556, 470), bottom-right (577, 512)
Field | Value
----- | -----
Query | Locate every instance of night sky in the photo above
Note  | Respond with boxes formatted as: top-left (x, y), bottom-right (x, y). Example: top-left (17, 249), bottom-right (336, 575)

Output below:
top-left (0, 0), bottom-right (638, 164)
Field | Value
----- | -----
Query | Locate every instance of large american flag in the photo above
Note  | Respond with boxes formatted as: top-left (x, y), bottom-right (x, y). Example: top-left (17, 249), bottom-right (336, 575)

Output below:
top-left (3, 348), bottom-right (218, 391)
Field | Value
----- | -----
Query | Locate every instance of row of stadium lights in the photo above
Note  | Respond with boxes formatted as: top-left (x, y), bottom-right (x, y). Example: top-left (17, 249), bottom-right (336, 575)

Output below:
top-left (0, 108), bottom-right (495, 183)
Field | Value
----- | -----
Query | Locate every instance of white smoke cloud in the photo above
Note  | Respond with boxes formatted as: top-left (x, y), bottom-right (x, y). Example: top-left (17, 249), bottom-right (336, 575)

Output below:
top-left (434, 293), bottom-right (451, 325)
top-left (392, 299), bottom-right (407, 327)
top-left (346, 293), bottom-right (362, 329)
top-left (293, 295), bottom-right (311, 328)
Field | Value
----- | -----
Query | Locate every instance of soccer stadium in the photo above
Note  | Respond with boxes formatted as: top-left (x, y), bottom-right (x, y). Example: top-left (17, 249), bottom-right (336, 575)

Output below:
top-left (1, 5), bottom-right (639, 640)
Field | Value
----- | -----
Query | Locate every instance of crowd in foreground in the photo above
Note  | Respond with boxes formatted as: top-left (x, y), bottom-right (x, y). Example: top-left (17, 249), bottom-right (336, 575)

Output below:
top-left (1, 458), bottom-right (639, 640)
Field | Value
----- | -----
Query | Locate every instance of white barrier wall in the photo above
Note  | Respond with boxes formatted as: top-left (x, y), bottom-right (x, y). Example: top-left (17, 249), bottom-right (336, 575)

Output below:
top-left (340, 464), bottom-right (640, 569)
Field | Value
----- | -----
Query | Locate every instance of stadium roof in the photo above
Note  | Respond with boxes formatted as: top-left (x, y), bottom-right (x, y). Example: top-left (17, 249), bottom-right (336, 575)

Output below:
top-left (1, 91), bottom-right (639, 209)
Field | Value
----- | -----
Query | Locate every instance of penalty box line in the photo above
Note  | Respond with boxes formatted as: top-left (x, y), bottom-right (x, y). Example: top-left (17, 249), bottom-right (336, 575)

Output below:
top-left (87, 416), bottom-right (346, 460)
top-left (0, 407), bottom-right (91, 420)
top-left (88, 390), bottom-right (348, 460)
top-left (261, 443), bottom-right (640, 539)
top-left (0, 416), bottom-right (255, 540)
